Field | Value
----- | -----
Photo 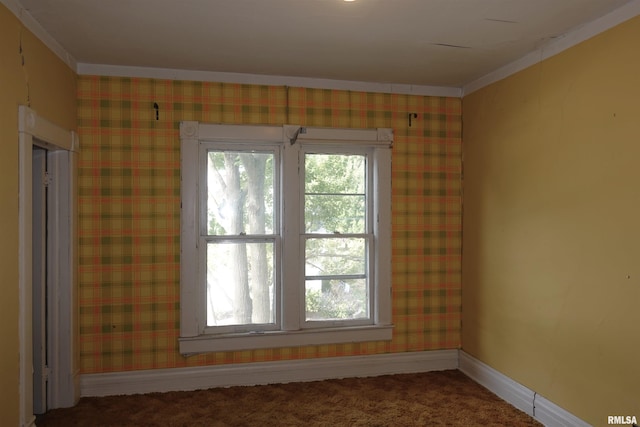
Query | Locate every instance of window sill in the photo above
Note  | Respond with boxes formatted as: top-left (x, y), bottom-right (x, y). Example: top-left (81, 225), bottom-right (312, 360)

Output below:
top-left (179, 324), bottom-right (394, 355)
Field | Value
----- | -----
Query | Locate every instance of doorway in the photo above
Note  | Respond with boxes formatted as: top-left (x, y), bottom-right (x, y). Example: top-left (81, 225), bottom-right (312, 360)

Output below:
top-left (18, 105), bottom-right (80, 426)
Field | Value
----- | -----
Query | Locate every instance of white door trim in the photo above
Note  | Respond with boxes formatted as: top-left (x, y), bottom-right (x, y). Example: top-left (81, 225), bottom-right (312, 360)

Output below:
top-left (18, 105), bottom-right (79, 426)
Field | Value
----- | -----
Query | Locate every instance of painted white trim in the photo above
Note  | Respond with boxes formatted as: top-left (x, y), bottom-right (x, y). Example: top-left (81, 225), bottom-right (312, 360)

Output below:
top-left (458, 351), bottom-right (534, 416)
top-left (458, 351), bottom-right (591, 427)
top-left (462, 0), bottom-right (640, 96)
top-left (535, 394), bottom-right (593, 427)
top-left (77, 63), bottom-right (462, 98)
top-left (18, 106), bottom-right (80, 153)
top-left (180, 122), bottom-right (394, 354)
top-left (81, 348), bottom-right (593, 426)
top-left (18, 105), bottom-right (79, 426)
top-left (80, 349), bottom-right (458, 397)
top-left (0, 0), bottom-right (77, 71)
top-left (180, 326), bottom-right (394, 355)
top-left (45, 149), bottom-right (80, 410)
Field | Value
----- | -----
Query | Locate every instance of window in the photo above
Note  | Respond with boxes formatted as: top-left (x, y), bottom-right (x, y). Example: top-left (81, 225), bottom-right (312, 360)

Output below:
top-left (179, 123), bottom-right (393, 354)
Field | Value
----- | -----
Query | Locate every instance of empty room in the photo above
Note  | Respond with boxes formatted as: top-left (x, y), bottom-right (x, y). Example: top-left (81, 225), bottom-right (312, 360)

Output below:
top-left (1, 1), bottom-right (638, 426)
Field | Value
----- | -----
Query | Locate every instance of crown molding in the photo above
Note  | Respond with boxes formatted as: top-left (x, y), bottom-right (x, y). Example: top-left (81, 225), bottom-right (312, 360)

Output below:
top-left (1, 0), bottom-right (77, 71)
top-left (76, 63), bottom-right (462, 98)
top-left (462, 0), bottom-right (640, 96)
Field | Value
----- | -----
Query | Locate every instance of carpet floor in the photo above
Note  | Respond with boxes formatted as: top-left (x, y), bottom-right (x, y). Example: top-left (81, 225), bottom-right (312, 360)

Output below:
top-left (37, 370), bottom-right (543, 426)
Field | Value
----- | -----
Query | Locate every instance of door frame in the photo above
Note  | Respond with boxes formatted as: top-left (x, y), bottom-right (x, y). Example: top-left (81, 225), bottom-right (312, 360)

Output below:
top-left (18, 105), bottom-right (79, 426)
top-left (31, 146), bottom-right (47, 415)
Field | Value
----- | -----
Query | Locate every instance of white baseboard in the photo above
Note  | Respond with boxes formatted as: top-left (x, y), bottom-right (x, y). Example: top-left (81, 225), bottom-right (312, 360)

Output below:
top-left (534, 394), bottom-right (592, 427)
top-left (458, 351), bottom-right (590, 427)
top-left (81, 349), bottom-right (458, 397)
top-left (458, 350), bottom-right (535, 416)
top-left (81, 349), bottom-right (590, 427)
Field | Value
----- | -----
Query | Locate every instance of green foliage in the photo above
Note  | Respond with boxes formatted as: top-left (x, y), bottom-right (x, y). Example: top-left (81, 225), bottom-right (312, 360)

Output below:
top-left (305, 279), bottom-right (367, 320)
top-left (304, 154), bottom-right (366, 234)
top-left (303, 153), bottom-right (370, 318)
top-left (305, 237), bottom-right (365, 276)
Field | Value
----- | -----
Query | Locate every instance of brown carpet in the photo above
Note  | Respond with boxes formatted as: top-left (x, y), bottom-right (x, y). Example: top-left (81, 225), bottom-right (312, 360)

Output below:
top-left (37, 370), bottom-right (542, 426)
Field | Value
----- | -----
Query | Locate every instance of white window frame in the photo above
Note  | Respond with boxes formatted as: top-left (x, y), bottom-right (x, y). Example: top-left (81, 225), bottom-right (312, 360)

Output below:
top-left (179, 122), bottom-right (393, 354)
top-left (300, 144), bottom-right (374, 329)
top-left (199, 141), bottom-right (282, 335)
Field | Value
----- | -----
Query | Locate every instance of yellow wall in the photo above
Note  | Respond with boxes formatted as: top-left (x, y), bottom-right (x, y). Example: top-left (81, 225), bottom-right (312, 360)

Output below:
top-left (462, 16), bottom-right (640, 425)
top-left (76, 78), bottom-right (463, 372)
top-left (0, 3), bottom-right (76, 424)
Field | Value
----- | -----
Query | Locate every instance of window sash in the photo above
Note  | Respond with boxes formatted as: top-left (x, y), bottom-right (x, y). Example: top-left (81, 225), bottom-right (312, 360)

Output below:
top-left (199, 143), bottom-right (280, 237)
top-left (300, 147), bottom-right (374, 329)
top-left (199, 142), bottom-right (281, 334)
top-left (202, 237), bottom-right (280, 334)
top-left (204, 149), bottom-right (277, 236)
top-left (179, 122), bottom-right (393, 354)
top-left (302, 234), bottom-right (374, 328)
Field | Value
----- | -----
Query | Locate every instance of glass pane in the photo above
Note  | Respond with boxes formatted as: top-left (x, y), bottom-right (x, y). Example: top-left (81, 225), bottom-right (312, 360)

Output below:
top-left (305, 195), bottom-right (365, 234)
top-left (305, 238), bottom-right (366, 277)
top-left (305, 278), bottom-right (368, 321)
top-left (206, 241), bottom-right (274, 327)
top-left (207, 151), bottom-right (274, 235)
top-left (304, 153), bottom-right (366, 234)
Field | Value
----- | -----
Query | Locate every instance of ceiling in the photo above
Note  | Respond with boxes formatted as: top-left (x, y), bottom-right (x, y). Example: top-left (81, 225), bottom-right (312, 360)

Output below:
top-left (13, 0), bottom-right (640, 90)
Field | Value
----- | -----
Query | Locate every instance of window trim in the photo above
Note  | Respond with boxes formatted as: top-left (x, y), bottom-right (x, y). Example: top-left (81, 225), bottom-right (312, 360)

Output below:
top-left (179, 122), bottom-right (393, 355)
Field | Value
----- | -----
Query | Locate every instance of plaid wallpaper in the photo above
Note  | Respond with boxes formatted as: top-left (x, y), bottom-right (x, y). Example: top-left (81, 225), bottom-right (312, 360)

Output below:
top-left (77, 76), bottom-right (462, 373)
